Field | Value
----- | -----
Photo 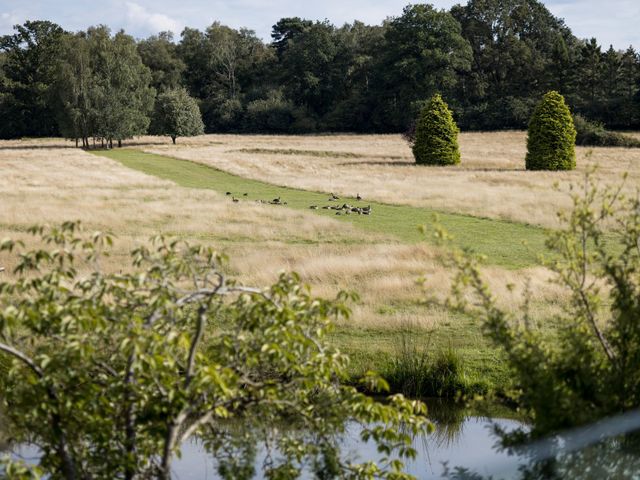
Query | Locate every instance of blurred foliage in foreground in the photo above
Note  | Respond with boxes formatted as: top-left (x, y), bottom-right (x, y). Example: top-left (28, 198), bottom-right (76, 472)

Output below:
top-left (0, 222), bottom-right (429, 479)
top-left (452, 171), bottom-right (640, 438)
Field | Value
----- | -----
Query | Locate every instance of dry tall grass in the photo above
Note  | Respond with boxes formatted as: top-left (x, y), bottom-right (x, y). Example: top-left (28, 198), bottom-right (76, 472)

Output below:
top-left (142, 131), bottom-right (640, 228)
top-left (0, 137), bottom-right (574, 329)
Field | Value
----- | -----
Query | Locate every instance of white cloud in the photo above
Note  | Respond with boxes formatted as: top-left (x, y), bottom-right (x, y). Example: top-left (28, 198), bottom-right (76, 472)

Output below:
top-left (546, 0), bottom-right (640, 49)
top-left (0, 11), bottom-right (23, 32)
top-left (124, 1), bottom-right (183, 34)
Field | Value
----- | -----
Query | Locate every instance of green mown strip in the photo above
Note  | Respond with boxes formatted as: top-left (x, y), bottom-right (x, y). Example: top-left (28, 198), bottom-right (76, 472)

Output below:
top-left (93, 149), bottom-right (549, 269)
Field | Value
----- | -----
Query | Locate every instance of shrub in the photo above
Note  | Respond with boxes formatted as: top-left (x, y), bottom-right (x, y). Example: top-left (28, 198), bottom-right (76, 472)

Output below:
top-left (201, 97), bottom-right (243, 132)
top-left (411, 94), bottom-right (461, 166)
top-left (526, 91), bottom-right (576, 171)
top-left (245, 90), bottom-right (295, 133)
top-left (453, 173), bottom-right (640, 437)
top-left (574, 114), bottom-right (640, 148)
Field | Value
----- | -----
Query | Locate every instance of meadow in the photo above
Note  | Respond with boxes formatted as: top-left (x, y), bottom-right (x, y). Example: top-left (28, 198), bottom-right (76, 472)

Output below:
top-left (1, 132), bottom-right (636, 388)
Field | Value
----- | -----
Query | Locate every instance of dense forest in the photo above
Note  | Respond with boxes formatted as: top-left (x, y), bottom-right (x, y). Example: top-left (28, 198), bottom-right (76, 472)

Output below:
top-left (1, 0), bottom-right (639, 140)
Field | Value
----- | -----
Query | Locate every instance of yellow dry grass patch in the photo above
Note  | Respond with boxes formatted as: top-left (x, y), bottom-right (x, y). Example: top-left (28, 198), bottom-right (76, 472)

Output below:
top-left (226, 242), bottom-right (565, 329)
top-left (0, 144), bottom-right (368, 243)
top-left (141, 131), bottom-right (640, 228)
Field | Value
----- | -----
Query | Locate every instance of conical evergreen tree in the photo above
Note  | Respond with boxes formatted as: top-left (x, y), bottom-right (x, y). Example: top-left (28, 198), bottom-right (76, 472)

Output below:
top-left (412, 94), bottom-right (460, 166)
top-left (526, 91), bottom-right (576, 171)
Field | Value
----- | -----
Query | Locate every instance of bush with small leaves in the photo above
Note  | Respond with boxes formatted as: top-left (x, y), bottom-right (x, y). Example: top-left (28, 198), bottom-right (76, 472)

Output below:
top-left (574, 114), bottom-right (640, 148)
top-left (526, 91), bottom-right (576, 171)
top-left (0, 222), bottom-right (429, 479)
top-left (411, 94), bottom-right (461, 166)
top-left (452, 172), bottom-right (640, 438)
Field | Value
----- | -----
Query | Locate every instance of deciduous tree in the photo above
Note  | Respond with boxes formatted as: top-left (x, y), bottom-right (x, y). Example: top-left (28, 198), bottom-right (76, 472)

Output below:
top-left (151, 87), bottom-right (204, 143)
top-left (0, 223), bottom-right (429, 479)
top-left (0, 20), bottom-right (65, 137)
top-left (380, 4), bottom-right (472, 130)
top-left (137, 32), bottom-right (185, 92)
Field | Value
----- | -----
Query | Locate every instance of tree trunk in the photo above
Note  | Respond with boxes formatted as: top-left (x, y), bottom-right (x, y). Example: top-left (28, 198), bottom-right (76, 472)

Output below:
top-left (171, 135), bottom-right (176, 145)
top-left (75, 138), bottom-right (78, 148)
top-left (118, 139), bottom-right (122, 148)
top-left (109, 138), bottom-right (113, 149)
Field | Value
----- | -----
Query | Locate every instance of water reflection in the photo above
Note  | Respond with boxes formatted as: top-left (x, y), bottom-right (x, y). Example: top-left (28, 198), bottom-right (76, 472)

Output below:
top-left (7, 407), bottom-right (640, 479)
top-left (170, 416), bottom-right (524, 480)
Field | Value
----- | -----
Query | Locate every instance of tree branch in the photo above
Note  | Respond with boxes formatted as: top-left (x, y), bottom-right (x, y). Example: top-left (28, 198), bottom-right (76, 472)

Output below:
top-left (0, 342), bottom-right (78, 480)
top-left (577, 217), bottom-right (616, 364)
top-left (185, 305), bottom-right (206, 386)
top-left (123, 350), bottom-right (137, 480)
top-left (0, 342), bottom-right (43, 378)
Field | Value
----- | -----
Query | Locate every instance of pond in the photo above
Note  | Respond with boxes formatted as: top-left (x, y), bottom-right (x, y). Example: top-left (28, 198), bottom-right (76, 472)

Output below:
top-left (7, 404), bottom-right (640, 479)
top-left (167, 416), bottom-right (525, 480)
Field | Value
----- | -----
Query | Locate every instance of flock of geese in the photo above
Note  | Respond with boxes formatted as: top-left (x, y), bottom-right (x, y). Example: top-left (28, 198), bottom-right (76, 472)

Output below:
top-left (225, 191), bottom-right (372, 216)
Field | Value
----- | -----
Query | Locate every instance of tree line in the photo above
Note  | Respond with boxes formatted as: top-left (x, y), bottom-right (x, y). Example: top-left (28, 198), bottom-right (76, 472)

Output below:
top-left (1, 0), bottom-right (639, 141)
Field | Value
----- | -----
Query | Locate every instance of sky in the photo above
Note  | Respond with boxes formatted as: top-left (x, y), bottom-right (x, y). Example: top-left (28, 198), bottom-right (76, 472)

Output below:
top-left (0, 0), bottom-right (638, 50)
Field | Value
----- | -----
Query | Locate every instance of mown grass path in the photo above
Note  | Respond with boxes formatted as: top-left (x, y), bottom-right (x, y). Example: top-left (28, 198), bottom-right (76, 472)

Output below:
top-left (94, 149), bottom-right (549, 269)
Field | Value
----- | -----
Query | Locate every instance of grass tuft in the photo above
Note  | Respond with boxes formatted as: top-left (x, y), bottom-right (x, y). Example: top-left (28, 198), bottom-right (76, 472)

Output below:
top-left (381, 333), bottom-right (488, 399)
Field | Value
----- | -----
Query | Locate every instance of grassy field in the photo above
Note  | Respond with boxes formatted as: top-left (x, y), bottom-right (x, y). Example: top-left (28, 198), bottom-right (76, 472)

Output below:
top-left (4, 132), bottom-right (635, 392)
top-left (95, 148), bottom-right (549, 269)
top-left (141, 131), bottom-right (640, 228)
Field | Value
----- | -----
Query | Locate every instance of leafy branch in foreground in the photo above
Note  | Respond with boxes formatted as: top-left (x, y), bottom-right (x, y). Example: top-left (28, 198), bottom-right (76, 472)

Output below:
top-left (0, 222), bottom-right (429, 479)
top-left (450, 171), bottom-right (640, 437)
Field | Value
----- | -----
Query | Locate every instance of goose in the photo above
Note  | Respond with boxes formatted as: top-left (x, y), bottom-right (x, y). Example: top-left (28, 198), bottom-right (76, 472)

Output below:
top-left (309, 205), bottom-right (319, 210)
top-left (330, 193), bottom-right (340, 200)
top-left (356, 193), bottom-right (362, 201)
top-left (271, 197), bottom-right (281, 204)
top-left (243, 193), bottom-right (248, 197)
top-left (232, 197), bottom-right (239, 203)
top-left (225, 192), bottom-right (232, 196)
top-left (362, 205), bottom-right (371, 213)
top-left (322, 206), bottom-right (332, 210)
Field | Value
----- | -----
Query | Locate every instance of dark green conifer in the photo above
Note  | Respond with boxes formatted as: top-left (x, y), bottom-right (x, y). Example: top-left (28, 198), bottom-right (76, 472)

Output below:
top-left (526, 91), bottom-right (576, 171)
top-left (412, 94), bottom-right (460, 166)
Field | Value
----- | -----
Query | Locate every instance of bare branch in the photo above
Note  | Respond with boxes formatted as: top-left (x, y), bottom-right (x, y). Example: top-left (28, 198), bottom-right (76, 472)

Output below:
top-left (577, 216), bottom-right (617, 364)
top-left (185, 305), bottom-right (206, 386)
top-left (124, 350), bottom-right (137, 480)
top-left (176, 410), bottom-right (214, 446)
top-left (94, 360), bottom-right (118, 377)
top-left (0, 342), bottom-right (44, 378)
